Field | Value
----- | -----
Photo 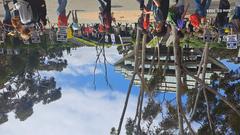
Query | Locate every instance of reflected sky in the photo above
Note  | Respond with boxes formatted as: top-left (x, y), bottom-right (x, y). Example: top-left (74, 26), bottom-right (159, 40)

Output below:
top-left (0, 88), bottom-right (138, 135)
top-left (0, 46), bottom-right (140, 135)
top-left (1, 0), bottom-right (240, 134)
top-left (40, 46), bottom-right (141, 93)
top-left (0, 45), bottom-right (239, 135)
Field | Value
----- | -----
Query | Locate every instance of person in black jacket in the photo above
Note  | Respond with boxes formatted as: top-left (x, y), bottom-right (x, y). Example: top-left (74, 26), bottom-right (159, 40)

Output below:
top-left (26, 0), bottom-right (47, 26)
top-left (231, 0), bottom-right (240, 32)
top-left (2, 0), bottom-right (13, 32)
top-left (215, 0), bottom-right (230, 28)
top-left (37, 0), bottom-right (47, 26)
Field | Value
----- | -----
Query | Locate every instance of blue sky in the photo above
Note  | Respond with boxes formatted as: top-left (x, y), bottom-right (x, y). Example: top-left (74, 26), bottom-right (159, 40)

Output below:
top-left (221, 59), bottom-right (240, 71)
top-left (42, 46), bottom-right (141, 95)
top-left (0, 47), bottom-right (141, 135)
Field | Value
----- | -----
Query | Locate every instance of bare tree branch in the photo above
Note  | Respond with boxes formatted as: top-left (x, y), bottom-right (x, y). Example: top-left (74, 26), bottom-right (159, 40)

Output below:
top-left (182, 112), bottom-right (196, 135)
top-left (93, 46), bottom-right (103, 90)
top-left (172, 25), bottom-right (184, 135)
top-left (117, 25), bottom-right (141, 135)
top-left (137, 32), bottom-right (147, 135)
top-left (190, 43), bottom-right (206, 120)
top-left (182, 66), bottom-right (240, 117)
top-left (200, 42), bottom-right (215, 134)
top-left (117, 72), bottom-right (137, 135)
top-left (102, 44), bottom-right (113, 90)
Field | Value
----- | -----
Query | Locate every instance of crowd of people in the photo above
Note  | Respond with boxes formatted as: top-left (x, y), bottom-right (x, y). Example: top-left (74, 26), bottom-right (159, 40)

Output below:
top-left (0, 0), bottom-right (240, 46)
top-left (0, 0), bottom-right (47, 40)
top-left (0, 0), bottom-right (116, 44)
top-left (136, 0), bottom-right (240, 46)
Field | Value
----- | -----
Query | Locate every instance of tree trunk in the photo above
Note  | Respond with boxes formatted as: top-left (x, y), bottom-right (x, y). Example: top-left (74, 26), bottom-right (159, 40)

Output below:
top-left (117, 25), bottom-right (141, 135)
top-left (137, 33), bottom-right (147, 134)
top-left (134, 27), bottom-right (143, 124)
top-left (182, 113), bottom-right (196, 135)
top-left (148, 47), bottom-right (157, 74)
top-left (117, 73), bottom-right (136, 135)
top-left (200, 43), bottom-right (215, 134)
top-left (134, 90), bottom-right (141, 123)
top-left (190, 48), bottom-right (205, 120)
top-left (172, 26), bottom-right (184, 135)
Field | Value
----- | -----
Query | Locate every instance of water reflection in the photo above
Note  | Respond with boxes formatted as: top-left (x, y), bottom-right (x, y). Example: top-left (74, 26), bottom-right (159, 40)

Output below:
top-left (1, 25), bottom-right (240, 134)
top-left (114, 43), bottom-right (240, 134)
top-left (1, 0), bottom-right (240, 134)
top-left (115, 46), bottom-right (229, 92)
top-left (0, 41), bottom-right (136, 135)
top-left (0, 42), bottom-right (69, 125)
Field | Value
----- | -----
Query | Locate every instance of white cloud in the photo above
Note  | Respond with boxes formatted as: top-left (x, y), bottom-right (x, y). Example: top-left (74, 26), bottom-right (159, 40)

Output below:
top-left (41, 47), bottom-right (121, 76)
top-left (41, 46), bottom-right (121, 77)
top-left (61, 64), bottom-right (102, 77)
top-left (65, 47), bottom-right (121, 66)
top-left (0, 88), bottom-right (137, 135)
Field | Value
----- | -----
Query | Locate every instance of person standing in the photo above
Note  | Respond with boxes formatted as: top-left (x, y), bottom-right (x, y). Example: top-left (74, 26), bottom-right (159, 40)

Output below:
top-left (137, 0), bottom-right (170, 36)
top-left (167, 0), bottom-right (189, 30)
top-left (71, 10), bottom-right (80, 31)
top-left (27, 0), bottom-right (47, 26)
top-left (190, 0), bottom-right (212, 30)
top-left (2, 0), bottom-right (13, 31)
top-left (151, 0), bottom-right (170, 35)
top-left (57, 0), bottom-right (71, 27)
top-left (97, 0), bottom-right (112, 32)
top-left (215, 0), bottom-right (230, 28)
top-left (165, 0), bottom-right (189, 46)
top-left (231, 0), bottom-right (240, 31)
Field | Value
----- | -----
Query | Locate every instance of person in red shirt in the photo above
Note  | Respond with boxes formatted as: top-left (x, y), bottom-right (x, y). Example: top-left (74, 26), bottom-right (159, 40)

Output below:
top-left (98, 24), bottom-right (105, 33)
top-left (137, 0), bottom-right (169, 37)
top-left (189, 0), bottom-right (212, 31)
top-left (136, 0), bottom-right (152, 31)
top-left (58, 13), bottom-right (71, 27)
top-left (97, 0), bottom-right (112, 32)
top-left (57, 0), bottom-right (71, 28)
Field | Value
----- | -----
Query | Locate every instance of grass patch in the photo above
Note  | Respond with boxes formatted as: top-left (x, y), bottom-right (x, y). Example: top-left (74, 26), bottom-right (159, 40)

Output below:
top-left (145, 36), bottom-right (227, 49)
top-left (147, 37), bottom-right (161, 48)
top-left (180, 37), bottom-right (226, 49)
top-left (72, 37), bottom-right (133, 47)
top-left (74, 38), bottom-right (98, 46)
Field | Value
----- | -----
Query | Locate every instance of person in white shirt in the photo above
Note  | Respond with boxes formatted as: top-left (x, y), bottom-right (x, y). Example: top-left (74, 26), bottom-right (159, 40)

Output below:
top-left (71, 10), bottom-right (80, 31)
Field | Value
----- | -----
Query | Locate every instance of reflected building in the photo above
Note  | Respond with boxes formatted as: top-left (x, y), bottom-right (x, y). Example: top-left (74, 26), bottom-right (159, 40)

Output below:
top-left (114, 46), bottom-right (229, 92)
